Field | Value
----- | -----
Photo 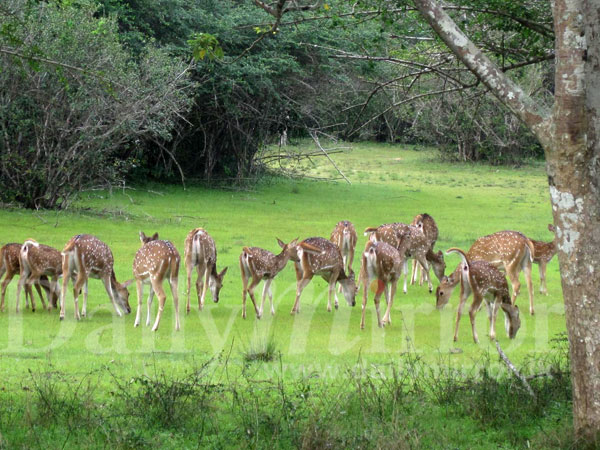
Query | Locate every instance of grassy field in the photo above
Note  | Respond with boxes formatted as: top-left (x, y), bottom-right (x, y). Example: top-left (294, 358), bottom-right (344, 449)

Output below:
top-left (0, 142), bottom-right (571, 448)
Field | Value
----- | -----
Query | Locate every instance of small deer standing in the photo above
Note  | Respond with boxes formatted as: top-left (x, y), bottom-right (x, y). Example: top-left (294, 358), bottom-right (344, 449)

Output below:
top-left (330, 220), bottom-right (357, 276)
top-left (184, 228), bottom-right (228, 313)
top-left (529, 224), bottom-right (558, 295)
top-left (60, 234), bottom-right (132, 320)
top-left (133, 231), bottom-right (180, 331)
top-left (240, 238), bottom-right (298, 319)
top-left (359, 240), bottom-right (405, 329)
top-left (16, 240), bottom-right (62, 313)
top-left (436, 248), bottom-right (521, 343)
top-left (410, 213), bottom-right (444, 286)
top-left (290, 237), bottom-right (357, 314)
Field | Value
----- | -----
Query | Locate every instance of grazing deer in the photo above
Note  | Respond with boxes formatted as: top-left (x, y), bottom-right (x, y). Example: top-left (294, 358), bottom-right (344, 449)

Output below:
top-left (290, 237), bottom-right (356, 314)
top-left (60, 234), bottom-right (132, 320)
top-left (410, 213), bottom-right (441, 285)
top-left (363, 223), bottom-right (411, 292)
top-left (530, 224), bottom-right (558, 295)
top-left (133, 231), bottom-right (180, 331)
top-left (436, 248), bottom-right (521, 343)
top-left (1, 243), bottom-right (53, 312)
top-left (330, 221), bottom-right (357, 275)
top-left (184, 228), bottom-right (228, 313)
top-left (16, 240), bottom-right (62, 313)
top-left (359, 240), bottom-right (404, 329)
top-left (466, 230), bottom-right (535, 314)
top-left (240, 238), bottom-right (298, 319)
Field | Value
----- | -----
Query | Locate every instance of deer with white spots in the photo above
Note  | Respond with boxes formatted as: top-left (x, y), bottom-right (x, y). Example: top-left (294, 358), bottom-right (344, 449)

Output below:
top-left (410, 213), bottom-right (444, 286)
top-left (290, 237), bottom-right (356, 314)
top-left (184, 228), bottom-right (228, 313)
top-left (60, 234), bottom-right (132, 320)
top-left (466, 230), bottom-right (535, 314)
top-left (133, 231), bottom-right (180, 331)
top-left (16, 240), bottom-right (62, 313)
top-left (529, 224), bottom-right (558, 295)
top-left (436, 248), bottom-right (521, 343)
top-left (359, 240), bottom-right (405, 330)
top-left (1, 243), bottom-right (53, 312)
top-left (330, 221), bottom-right (357, 276)
top-left (239, 238), bottom-right (298, 319)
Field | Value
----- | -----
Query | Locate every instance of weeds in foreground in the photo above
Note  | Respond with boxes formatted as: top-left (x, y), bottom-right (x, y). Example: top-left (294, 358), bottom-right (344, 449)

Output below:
top-left (0, 338), bottom-right (574, 449)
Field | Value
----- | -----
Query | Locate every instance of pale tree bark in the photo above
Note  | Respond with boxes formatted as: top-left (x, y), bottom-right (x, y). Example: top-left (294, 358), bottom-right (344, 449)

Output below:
top-left (413, 0), bottom-right (600, 442)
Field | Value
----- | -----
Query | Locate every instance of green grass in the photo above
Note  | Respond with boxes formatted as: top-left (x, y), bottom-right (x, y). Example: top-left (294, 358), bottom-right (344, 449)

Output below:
top-left (0, 142), bottom-right (569, 448)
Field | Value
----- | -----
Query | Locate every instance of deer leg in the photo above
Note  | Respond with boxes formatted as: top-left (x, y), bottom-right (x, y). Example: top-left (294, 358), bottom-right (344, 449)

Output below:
top-left (453, 292), bottom-right (468, 342)
top-left (195, 265), bottom-right (204, 311)
top-left (0, 271), bottom-right (15, 312)
top-left (102, 274), bottom-right (122, 318)
top-left (410, 259), bottom-right (418, 285)
top-left (15, 267), bottom-right (28, 313)
top-left (403, 260), bottom-right (409, 294)
top-left (169, 274), bottom-right (180, 331)
top-left (505, 263), bottom-right (522, 306)
top-left (60, 257), bottom-right (71, 320)
top-left (383, 279), bottom-right (398, 325)
top-left (81, 280), bottom-right (89, 317)
top-left (240, 260), bottom-right (249, 319)
top-left (150, 278), bottom-right (167, 332)
top-left (247, 277), bottom-right (261, 319)
top-left (186, 262), bottom-right (193, 314)
top-left (260, 278), bottom-right (274, 317)
top-left (291, 277), bottom-right (311, 315)
top-left (415, 252), bottom-right (433, 293)
top-left (31, 281), bottom-right (45, 311)
top-left (328, 276), bottom-right (337, 312)
top-left (146, 288), bottom-right (155, 327)
top-left (200, 266), bottom-right (211, 310)
top-left (490, 297), bottom-right (501, 340)
top-left (360, 275), bottom-right (370, 330)
top-left (522, 259), bottom-right (534, 315)
top-left (72, 272), bottom-right (88, 320)
top-left (134, 280), bottom-right (143, 327)
top-left (374, 289), bottom-right (383, 328)
top-left (267, 279), bottom-right (275, 316)
top-left (469, 294), bottom-right (483, 344)
top-left (539, 261), bottom-right (548, 295)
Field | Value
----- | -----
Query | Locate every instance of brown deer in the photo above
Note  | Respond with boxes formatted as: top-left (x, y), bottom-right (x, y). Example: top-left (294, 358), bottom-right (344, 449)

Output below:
top-left (330, 220), bottom-right (357, 276)
top-left (359, 240), bottom-right (405, 329)
top-left (16, 240), bottom-right (62, 313)
top-left (529, 224), bottom-right (558, 295)
top-left (240, 238), bottom-right (298, 319)
top-left (60, 234), bottom-right (132, 320)
top-left (436, 248), bottom-right (521, 343)
top-left (133, 231), bottom-right (180, 331)
top-left (290, 237), bottom-right (357, 314)
top-left (410, 213), bottom-right (441, 285)
top-left (466, 230), bottom-right (535, 314)
top-left (1, 243), bottom-right (52, 312)
top-left (184, 228), bottom-right (228, 313)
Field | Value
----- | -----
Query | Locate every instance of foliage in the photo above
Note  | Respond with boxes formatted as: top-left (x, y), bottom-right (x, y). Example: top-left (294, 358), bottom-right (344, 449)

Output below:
top-left (0, 0), bottom-right (194, 208)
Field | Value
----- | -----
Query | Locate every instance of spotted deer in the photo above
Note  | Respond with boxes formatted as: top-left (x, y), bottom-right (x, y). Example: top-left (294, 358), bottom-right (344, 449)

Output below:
top-left (530, 224), bottom-right (558, 295)
top-left (290, 237), bottom-right (356, 314)
top-left (184, 228), bottom-right (228, 313)
top-left (133, 231), bottom-right (180, 331)
top-left (16, 240), bottom-right (62, 313)
top-left (1, 243), bottom-right (51, 312)
top-left (466, 230), bottom-right (535, 314)
top-left (410, 213), bottom-right (442, 285)
top-left (359, 240), bottom-right (405, 329)
top-left (436, 248), bottom-right (521, 343)
top-left (240, 238), bottom-right (298, 319)
top-left (60, 234), bottom-right (132, 320)
top-left (330, 220), bottom-right (357, 276)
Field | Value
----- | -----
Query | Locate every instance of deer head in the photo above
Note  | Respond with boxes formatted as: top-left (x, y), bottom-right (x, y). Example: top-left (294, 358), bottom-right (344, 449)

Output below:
top-left (501, 302), bottom-right (521, 339)
top-left (339, 269), bottom-right (357, 307)
top-left (435, 271), bottom-right (460, 309)
top-left (139, 231), bottom-right (159, 245)
top-left (209, 267), bottom-right (228, 303)
top-left (114, 279), bottom-right (134, 314)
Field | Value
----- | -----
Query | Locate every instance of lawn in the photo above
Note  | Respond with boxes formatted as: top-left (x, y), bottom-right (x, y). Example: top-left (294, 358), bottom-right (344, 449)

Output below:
top-left (0, 142), bottom-right (569, 448)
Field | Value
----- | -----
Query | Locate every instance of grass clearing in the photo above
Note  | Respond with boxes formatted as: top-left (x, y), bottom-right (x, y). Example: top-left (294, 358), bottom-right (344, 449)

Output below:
top-left (0, 142), bottom-right (570, 447)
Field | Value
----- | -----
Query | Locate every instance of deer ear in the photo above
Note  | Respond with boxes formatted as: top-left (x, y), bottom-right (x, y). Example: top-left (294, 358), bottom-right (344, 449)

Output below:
top-left (152, 232), bottom-right (159, 241)
top-left (139, 231), bottom-right (146, 243)
top-left (122, 279), bottom-right (134, 289)
top-left (277, 238), bottom-right (285, 248)
top-left (219, 267), bottom-right (228, 279)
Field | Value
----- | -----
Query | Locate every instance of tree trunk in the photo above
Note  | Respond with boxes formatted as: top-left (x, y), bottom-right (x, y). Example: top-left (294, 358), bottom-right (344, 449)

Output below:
top-left (413, 0), bottom-right (600, 441)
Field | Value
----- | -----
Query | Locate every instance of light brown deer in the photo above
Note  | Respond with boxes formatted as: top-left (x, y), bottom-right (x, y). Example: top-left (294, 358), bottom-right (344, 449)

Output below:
top-left (466, 230), bottom-right (535, 314)
top-left (1, 243), bottom-right (52, 312)
top-left (240, 238), bottom-right (298, 319)
top-left (16, 240), bottom-right (62, 313)
top-left (133, 231), bottom-right (180, 331)
top-left (290, 237), bottom-right (356, 314)
top-left (330, 221), bottom-right (357, 275)
top-left (530, 224), bottom-right (558, 295)
top-left (410, 213), bottom-right (441, 285)
top-left (184, 228), bottom-right (228, 313)
top-left (359, 240), bottom-right (405, 329)
top-left (60, 234), bottom-right (132, 320)
top-left (436, 248), bottom-right (521, 343)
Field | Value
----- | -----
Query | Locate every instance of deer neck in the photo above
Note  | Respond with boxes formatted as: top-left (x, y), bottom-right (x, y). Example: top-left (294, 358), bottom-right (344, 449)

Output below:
top-left (273, 250), bottom-right (291, 273)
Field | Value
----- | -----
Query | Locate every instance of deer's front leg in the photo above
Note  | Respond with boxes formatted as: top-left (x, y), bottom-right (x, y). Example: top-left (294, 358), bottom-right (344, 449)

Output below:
top-left (291, 277), bottom-right (310, 315)
top-left (453, 293), bottom-right (468, 342)
top-left (360, 277), bottom-right (369, 330)
top-left (134, 280), bottom-right (143, 327)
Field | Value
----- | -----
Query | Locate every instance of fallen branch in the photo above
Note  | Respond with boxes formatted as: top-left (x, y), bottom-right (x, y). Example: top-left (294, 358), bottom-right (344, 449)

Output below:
top-left (309, 131), bottom-right (351, 184)
top-left (495, 340), bottom-right (535, 398)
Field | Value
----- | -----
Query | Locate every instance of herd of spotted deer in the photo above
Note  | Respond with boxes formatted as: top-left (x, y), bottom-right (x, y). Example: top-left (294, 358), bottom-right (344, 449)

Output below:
top-left (0, 213), bottom-right (558, 343)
